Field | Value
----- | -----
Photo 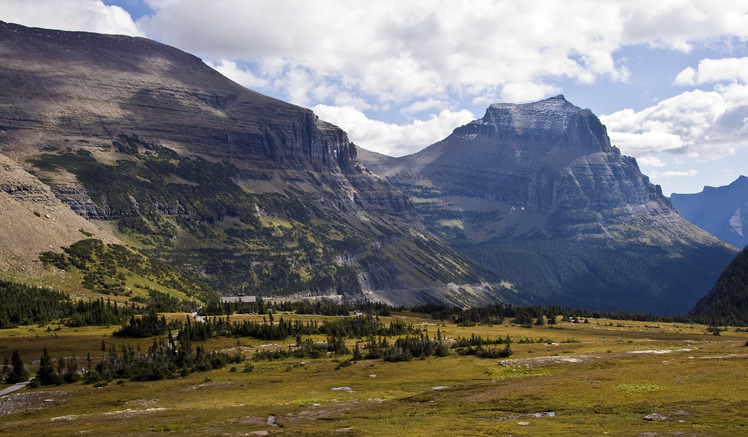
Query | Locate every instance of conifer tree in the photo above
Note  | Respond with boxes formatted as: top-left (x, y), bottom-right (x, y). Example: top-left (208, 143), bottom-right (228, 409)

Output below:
top-left (37, 346), bottom-right (62, 385)
top-left (6, 349), bottom-right (28, 383)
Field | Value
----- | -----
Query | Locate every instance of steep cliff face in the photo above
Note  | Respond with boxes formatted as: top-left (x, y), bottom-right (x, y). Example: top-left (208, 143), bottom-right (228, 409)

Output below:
top-left (0, 21), bottom-right (506, 306)
top-left (361, 96), bottom-right (735, 314)
top-left (367, 96), bottom-right (706, 243)
top-left (672, 176), bottom-right (748, 249)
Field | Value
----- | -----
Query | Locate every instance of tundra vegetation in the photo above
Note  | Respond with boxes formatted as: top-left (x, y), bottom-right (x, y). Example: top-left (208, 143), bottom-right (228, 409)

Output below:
top-left (1, 296), bottom-right (746, 435)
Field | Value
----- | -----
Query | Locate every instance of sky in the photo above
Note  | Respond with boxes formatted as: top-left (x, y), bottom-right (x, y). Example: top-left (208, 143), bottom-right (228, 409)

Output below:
top-left (2, 1), bottom-right (748, 195)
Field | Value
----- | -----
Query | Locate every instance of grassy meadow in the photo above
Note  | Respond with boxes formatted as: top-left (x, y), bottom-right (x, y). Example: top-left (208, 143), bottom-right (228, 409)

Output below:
top-left (1, 312), bottom-right (747, 436)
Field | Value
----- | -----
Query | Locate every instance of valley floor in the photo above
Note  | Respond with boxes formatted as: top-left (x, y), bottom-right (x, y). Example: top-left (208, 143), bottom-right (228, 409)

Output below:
top-left (1, 314), bottom-right (746, 436)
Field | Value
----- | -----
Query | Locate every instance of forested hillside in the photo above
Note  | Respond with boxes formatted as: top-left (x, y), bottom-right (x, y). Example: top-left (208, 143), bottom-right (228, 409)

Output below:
top-left (690, 246), bottom-right (748, 325)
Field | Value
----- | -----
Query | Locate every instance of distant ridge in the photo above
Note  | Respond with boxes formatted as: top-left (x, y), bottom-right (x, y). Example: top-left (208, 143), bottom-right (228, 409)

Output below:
top-left (671, 176), bottom-right (748, 249)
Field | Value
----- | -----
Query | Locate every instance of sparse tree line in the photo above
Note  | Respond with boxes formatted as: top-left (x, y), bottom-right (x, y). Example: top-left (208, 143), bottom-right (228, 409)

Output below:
top-left (171, 313), bottom-right (422, 343)
top-left (409, 302), bottom-right (704, 326)
top-left (4, 276), bottom-right (741, 337)
top-left (253, 330), bottom-right (452, 363)
top-left (2, 339), bottom-right (243, 387)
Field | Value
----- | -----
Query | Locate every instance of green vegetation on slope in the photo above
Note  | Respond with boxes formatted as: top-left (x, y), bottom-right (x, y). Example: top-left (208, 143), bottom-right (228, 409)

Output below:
top-left (39, 238), bottom-right (213, 305)
top-left (28, 134), bottom-right (484, 299)
top-left (690, 245), bottom-right (748, 325)
top-left (0, 278), bottom-right (140, 329)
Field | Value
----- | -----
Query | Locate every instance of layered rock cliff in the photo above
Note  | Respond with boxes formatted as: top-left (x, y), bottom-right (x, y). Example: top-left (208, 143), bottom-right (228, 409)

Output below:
top-left (0, 20), bottom-right (405, 217)
top-left (361, 96), bottom-right (735, 314)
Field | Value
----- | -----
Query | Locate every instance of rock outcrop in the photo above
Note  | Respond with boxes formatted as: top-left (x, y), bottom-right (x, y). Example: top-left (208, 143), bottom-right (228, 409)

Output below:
top-left (0, 20), bottom-right (409, 217)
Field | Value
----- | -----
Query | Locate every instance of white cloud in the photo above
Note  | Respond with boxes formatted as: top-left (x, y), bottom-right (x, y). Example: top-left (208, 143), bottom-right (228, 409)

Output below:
top-left (601, 85), bottom-right (748, 160)
top-left (137, 0), bottom-right (748, 109)
top-left (620, 0), bottom-right (748, 51)
top-left (206, 60), bottom-right (270, 90)
top-left (312, 105), bottom-right (475, 156)
top-left (404, 98), bottom-right (449, 115)
top-left (674, 57), bottom-right (748, 85)
top-left (650, 169), bottom-right (698, 178)
top-left (1, 0), bottom-right (142, 35)
top-left (637, 156), bottom-right (666, 167)
top-left (501, 82), bottom-right (562, 104)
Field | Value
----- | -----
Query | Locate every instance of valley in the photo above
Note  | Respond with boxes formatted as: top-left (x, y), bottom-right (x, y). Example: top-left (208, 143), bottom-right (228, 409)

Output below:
top-left (1, 18), bottom-right (747, 437)
top-left (1, 309), bottom-right (746, 435)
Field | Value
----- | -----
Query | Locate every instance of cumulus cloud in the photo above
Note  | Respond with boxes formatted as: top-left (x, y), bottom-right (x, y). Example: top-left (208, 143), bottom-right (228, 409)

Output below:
top-left (674, 57), bottom-right (748, 85)
top-left (143, 1), bottom-right (747, 98)
top-left (312, 105), bottom-right (475, 156)
top-left (636, 156), bottom-right (666, 167)
top-left (1, 0), bottom-right (142, 35)
top-left (130, 0), bottom-right (748, 159)
top-left (602, 85), bottom-right (748, 160)
top-left (620, 0), bottom-right (748, 51)
top-left (142, 0), bottom-right (744, 107)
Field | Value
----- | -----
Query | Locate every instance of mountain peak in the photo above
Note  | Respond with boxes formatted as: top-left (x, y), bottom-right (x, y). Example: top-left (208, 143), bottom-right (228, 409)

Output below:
top-left (360, 95), bottom-right (735, 313)
top-left (487, 93), bottom-right (578, 112)
top-left (453, 95), bottom-right (611, 160)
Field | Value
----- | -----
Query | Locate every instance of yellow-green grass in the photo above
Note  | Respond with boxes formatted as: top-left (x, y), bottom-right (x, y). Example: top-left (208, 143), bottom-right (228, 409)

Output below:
top-left (1, 315), bottom-right (747, 436)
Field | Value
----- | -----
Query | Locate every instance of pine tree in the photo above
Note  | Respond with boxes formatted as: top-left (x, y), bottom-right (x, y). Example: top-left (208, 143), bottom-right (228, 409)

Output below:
top-left (6, 349), bottom-right (29, 383)
top-left (37, 346), bottom-right (61, 385)
top-left (352, 343), bottom-right (362, 361)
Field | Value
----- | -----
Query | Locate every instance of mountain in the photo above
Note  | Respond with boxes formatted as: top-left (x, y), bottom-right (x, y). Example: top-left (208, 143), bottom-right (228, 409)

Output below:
top-left (671, 176), bottom-right (748, 249)
top-left (0, 21), bottom-right (512, 307)
top-left (360, 96), bottom-right (736, 314)
top-left (690, 246), bottom-right (748, 325)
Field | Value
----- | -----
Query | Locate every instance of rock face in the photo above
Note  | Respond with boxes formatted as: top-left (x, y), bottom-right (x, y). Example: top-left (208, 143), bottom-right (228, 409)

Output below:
top-left (423, 96), bottom-right (637, 212)
top-left (0, 21), bottom-right (504, 307)
top-left (366, 96), bottom-right (706, 244)
top-left (672, 176), bottom-right (748, 249)
top-left (361, 96), bottom-right (735, 314)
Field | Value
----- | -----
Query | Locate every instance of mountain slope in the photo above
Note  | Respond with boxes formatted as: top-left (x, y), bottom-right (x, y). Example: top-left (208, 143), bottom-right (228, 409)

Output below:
top-left (0, 153), bottom-right (119, 272)
top-left (690, 246), bottom-right (748, 325)
top-left (671, 176), bottom-right (748, 249)
top-left (0, 21), bottom-right (511, 307)
top-left (361, 96), bottom-right (736, 314)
